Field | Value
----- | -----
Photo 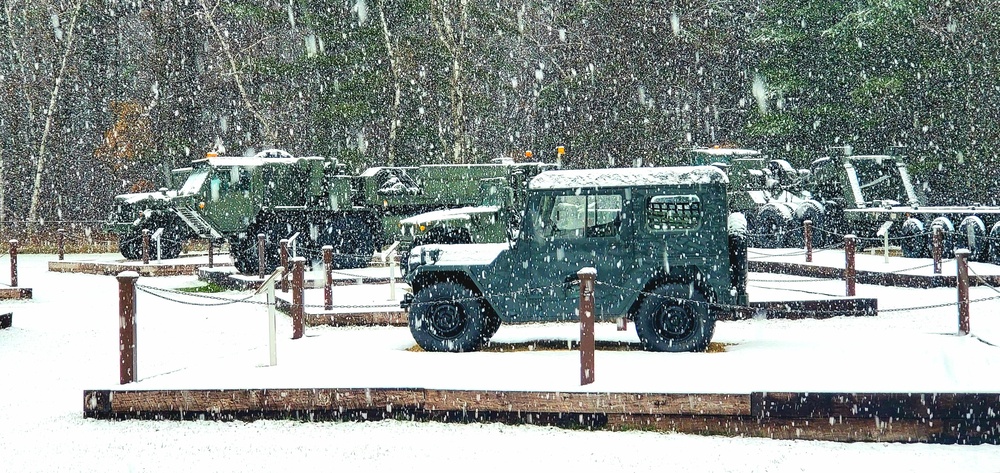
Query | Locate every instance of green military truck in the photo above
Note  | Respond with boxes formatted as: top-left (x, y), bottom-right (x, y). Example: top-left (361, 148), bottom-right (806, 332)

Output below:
top-left (396, 160), bottom-right (557, 261)
top-left (106, 149), bottom-right (562, 274)
top-left (401, 165), bottom-right (749, 353)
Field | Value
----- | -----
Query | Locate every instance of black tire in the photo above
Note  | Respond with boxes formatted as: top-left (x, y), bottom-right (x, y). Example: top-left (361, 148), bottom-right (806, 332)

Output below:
top-left (754, 204), bottom-right (793, 249)
top-left (321, 216), bottom-right (376, 269)
top-left (409, 281), bottom-right (489, 352)
top-left (118, 231), bottom-right (144, 260)
top-left (957, 216), bottom-right (987, 262)
top-left (228, 233), bottom-right (280, 275)
top-left (930, 216), bottom-right (955, 259)
top-left (787, 200), bottom-right (826, 248)
top-left (989, 221), bottom-right (1000, 265)
top-left (899, 217), bottom-right (927, 258)
top-left (156, 232), bottom-right (184, 259)
top-left (633, 284), bottom-right (715, 352)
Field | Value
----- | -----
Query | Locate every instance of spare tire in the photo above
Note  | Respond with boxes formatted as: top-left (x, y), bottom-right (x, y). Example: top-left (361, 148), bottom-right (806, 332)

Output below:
top-left (754, 203), bottom-right (794, 249)
top-left (957, 216), bottom-right (987, 262)
top-left (899, 217), bottom-right (927, 258)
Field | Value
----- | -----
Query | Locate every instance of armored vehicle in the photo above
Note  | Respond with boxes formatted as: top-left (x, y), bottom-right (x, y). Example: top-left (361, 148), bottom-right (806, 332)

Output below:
top-left (106, 149), bottom-right (379, 272)
top-left (106, 149), bottom-right (562, 274)
top-left (396, 160), bottom-right (557, 260)
top-left (401, 165), bottom-right (749, 353)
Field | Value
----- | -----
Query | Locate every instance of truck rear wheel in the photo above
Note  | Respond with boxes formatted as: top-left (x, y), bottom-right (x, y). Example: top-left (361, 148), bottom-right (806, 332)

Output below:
top-left (118, 231), bottom-right (144, 260)
top-left (409, 281), bottom-right (489, 352)
top-left (633, 284), bottom-right (715, 352)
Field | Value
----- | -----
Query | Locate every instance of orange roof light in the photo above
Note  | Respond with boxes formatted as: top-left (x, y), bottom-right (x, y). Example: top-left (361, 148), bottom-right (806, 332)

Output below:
top-left (524, 150), bottom-right (533, 159)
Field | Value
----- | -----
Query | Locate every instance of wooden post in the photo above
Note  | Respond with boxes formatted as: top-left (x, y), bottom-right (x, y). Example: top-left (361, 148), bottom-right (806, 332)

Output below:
top-left (207, 239), bottom-right (214, 268)
top-left (932, 225), bottom-right (943, 275)
top-left (844, 234), bottom-right (856, 297)
top-left (956, 249), bottom-right (970, 336)
top-left (291, 257), bottom-right (305, 339)
top-left (323, 245), bottom-right (333, 310)
top-left (280, 239), bottom-right (289, 293)
top-left (257, 233), bottom-right (266, 278)
top-left (804, 220), bottom-right (813, 263)
top-left (58, 228), bottom-right (65, 261)
top-left (141, 229), bottom-right (150, 265)
top-left (9, 239), bottom-right (18, 288)
top-left (578, 267), bottom-right (596, 386)
top-left (117, 271), bottom-right (139, 384)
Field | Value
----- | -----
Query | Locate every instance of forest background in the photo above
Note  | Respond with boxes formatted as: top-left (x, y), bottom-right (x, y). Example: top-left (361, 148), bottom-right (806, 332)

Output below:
top-left (1, 0), bottom-right (997, 237)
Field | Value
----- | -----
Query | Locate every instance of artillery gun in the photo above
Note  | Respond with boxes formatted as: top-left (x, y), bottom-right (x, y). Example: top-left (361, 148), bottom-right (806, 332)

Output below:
top-left (106, 149), bottom-right (561, 274)
top-left (691, 145), bottom-right (1000, 262)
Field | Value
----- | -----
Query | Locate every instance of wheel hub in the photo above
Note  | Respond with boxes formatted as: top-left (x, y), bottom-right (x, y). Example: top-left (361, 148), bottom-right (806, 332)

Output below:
top-left (429, 303), bottom-right (465, 339)
top-left (655, 305), bottom-right (693, 338)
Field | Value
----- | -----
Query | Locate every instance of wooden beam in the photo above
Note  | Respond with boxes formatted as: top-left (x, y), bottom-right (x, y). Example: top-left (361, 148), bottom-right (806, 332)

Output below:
top-left (82, 388), bottom-right (1000, 444)
top-left (0, 288), bottom-right (32, 300)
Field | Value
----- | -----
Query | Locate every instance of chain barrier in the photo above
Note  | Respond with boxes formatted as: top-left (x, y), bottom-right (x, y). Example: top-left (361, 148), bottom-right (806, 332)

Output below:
top-left (968, 266), bottom-right (1000, 296)
top-left (746, 283), bottom-right (841, 298)
top-left (136, 284), bottom-right (264, 307)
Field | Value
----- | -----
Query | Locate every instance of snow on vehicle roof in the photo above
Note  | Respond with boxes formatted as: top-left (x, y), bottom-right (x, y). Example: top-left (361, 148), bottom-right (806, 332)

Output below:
top-left (400, 205), bottom-right (502, 225)
top-left (690, 148), bottom-right (761, 156)
top-left (528, 166), bottom-right (727, 190)
top-left (201, 155), bottom-right (325, 167)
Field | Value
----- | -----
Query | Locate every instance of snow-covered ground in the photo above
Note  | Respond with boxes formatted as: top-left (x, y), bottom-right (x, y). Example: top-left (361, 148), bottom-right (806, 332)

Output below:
top-left (2, 252), bottom-right (1000, 472)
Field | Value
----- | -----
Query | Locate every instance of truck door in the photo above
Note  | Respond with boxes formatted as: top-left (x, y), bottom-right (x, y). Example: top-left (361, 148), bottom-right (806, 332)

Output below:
top-left (520, 189), bottom-right (632, 321)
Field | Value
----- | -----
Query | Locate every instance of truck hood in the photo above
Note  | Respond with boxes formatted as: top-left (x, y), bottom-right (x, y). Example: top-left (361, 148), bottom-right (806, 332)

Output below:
top-left (408, 243), bottom-right (507, 267)
top-left (400, 205), bottom-right (501, 226)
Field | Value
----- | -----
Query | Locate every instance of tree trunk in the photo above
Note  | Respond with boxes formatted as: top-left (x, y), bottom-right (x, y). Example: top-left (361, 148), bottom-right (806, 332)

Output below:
top-left (378, 1), bottom-right (401, 166)
top-left (198, 0), bottom-right (275, 146)
top-left (27, 0), bottom-right (83, 230)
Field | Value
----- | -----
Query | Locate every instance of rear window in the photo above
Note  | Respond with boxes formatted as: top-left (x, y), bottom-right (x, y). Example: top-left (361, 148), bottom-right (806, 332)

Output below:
top-left (646, 195), bottom-right (701, 231)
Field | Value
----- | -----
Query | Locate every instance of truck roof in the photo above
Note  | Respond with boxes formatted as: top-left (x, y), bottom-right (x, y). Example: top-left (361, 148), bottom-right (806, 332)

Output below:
top-left (528, 166), bottom-right (728, 190)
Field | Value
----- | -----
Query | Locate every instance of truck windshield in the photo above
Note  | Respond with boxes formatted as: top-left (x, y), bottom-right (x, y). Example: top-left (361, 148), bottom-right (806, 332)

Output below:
top-left (850, 158), bottom-right (909, 204)
top-left (179, 168), bottom-right (210, 195)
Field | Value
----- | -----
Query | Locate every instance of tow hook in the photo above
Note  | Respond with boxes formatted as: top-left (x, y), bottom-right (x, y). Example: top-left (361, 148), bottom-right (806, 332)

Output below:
top-left (400, 292), bottom-right (414, 310)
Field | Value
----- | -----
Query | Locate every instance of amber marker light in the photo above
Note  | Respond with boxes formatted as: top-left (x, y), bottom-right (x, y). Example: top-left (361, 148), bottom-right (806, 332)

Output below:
top-left (199, 201), bottom-right (206, 209)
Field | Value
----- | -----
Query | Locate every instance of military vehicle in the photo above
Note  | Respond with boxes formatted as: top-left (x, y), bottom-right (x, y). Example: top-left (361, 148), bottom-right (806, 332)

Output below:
top-left (106, 149), bottom-right (562, 274)
top-left (691, 146), bottom-right (1000, 262)
top-left (396, 159), bottom-right (558, 262)
top-left (688, 147), bottom-right (813, 248)
top-left (400, 165), bottom-right (749, 353)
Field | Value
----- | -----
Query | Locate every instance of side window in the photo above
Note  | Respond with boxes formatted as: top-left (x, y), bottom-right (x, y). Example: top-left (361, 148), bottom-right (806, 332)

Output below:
top-left (543, 193), bottom-right (623, 239)
top-left (646, 195), bottom-right (701, 231)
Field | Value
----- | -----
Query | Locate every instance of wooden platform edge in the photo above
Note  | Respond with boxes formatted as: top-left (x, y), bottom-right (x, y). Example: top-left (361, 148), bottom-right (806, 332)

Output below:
top-left (0, 288), bottom-right (32, 300)
top-left (0, 312), bottom-right (11, 329)
top-left (747, 260), bottom-right (993, 289)
top-left (82, 388), bottom-right (1000, 444)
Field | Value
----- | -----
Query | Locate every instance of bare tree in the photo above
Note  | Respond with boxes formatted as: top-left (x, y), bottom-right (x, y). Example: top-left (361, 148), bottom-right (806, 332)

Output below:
top-left (378, 0), bottom-right (403, 166)
top-left (197, 0), bottom-right (276, 146)
top-left (429, 0), bottom-right (470, 163)
top-left (25, 0), bottom-right (83, 229)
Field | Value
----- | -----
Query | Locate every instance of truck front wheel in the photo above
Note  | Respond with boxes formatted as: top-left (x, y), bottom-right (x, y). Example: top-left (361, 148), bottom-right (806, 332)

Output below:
top-left (633, 284), bottom-right (715, 352)
top-left (409, 281), bottom-right (489, 352)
